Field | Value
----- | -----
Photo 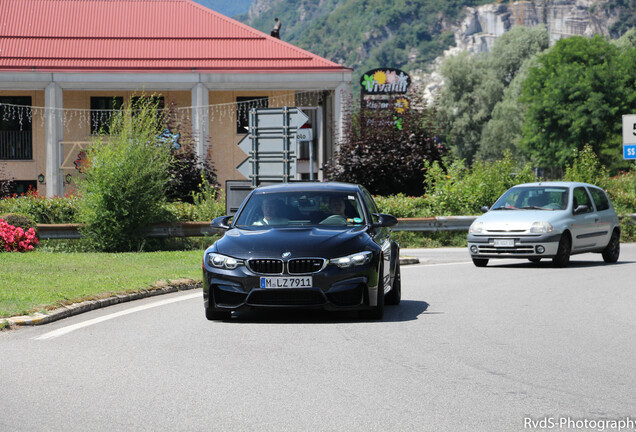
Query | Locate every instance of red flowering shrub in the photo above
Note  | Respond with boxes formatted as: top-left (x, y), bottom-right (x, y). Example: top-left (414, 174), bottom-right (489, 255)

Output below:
top-left (0, 218), bottom-right (39, 252)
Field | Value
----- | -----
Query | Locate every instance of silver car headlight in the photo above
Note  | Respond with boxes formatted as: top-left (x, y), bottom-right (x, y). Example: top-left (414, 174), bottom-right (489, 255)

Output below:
top-left (208, 253), bottom-right (243, 270)
top-left (529, 221), bottom-right (553, 234)
top-left (469, 221), bottom-right (484, 234)
top-left (331, 251), bottom-right (373, 268)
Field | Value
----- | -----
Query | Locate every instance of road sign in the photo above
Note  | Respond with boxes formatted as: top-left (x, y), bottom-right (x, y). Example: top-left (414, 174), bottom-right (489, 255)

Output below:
top-left (236, 107), bottom-right (308, 186)
top-left (624, 145), bottom-right (636, 160)
top-left (623, 115), bottom-right (636, 160)
top-left (296, 128), bottom-right (313, 142)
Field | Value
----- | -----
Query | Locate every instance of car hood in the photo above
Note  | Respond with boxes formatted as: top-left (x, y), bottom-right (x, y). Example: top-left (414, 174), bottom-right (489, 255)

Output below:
top-left (476, 209), bottom-right (565, 231)
top-left (212, 226), bottom-right (372, 259)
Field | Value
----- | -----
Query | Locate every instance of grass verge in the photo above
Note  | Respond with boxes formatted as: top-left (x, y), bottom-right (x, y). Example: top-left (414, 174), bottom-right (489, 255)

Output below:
top-left (0, 250), bottom-right (203, 319)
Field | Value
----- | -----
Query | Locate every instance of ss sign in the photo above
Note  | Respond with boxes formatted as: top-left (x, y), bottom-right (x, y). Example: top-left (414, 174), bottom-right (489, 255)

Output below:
top-left (623, 114), bottom-right (636, 160)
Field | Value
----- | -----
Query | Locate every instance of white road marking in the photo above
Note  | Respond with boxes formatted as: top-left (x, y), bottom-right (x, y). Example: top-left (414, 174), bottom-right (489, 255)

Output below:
top-left (405, 261), bottom-right (473, 267)
top-left (33, 292), bottom-right (201, 340)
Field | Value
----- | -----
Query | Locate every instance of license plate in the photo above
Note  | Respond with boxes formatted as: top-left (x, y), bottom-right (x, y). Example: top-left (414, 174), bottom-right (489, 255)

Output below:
top-left (260, 276), bottom-right (312, 289)
top-left (494, 239), bottom-right (515, 247)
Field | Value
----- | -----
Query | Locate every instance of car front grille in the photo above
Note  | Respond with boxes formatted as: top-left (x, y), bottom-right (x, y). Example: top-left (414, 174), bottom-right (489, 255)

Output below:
top-left (478, 245), bottom-right (535, 254)
top-left (247, 258), bottom-right (326, 275)
top-left (248, 259), bottom-right (283, 274)
top-left (247, 289), bottom-right (327, 306)
top-left (288, 259), bottom-right (325, 274)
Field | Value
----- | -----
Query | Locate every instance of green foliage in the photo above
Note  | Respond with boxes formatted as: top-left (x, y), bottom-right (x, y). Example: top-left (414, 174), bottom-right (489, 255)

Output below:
top-left (162, 180), bottom-right (226, 222)
top-left (373, 194), bottom-right (429, 218)
top-left (438, 26), bottom-right (550, 164)
top-left (0, 191), bottom-right (79, 223)
top-left (423, 151), bottom-right (537, 215)
top-left (77, 96), bottom-right (173, 252)
top-left (163, 103), bottom-right (219, 204)
top-left (326, 91), bottom-right (444, 196)
top-left (604, 170), bottom-right (636, 216)
top-left (242, 0), bottom-right (492, 79)
top-left (520, 35), bottom-right (636, 174)
top-left (392, 230), bottom-right (467, 248)
top-left (437, 52), bottom-right (502, 163)
top-left (563, 144), bottom-right (610, 188)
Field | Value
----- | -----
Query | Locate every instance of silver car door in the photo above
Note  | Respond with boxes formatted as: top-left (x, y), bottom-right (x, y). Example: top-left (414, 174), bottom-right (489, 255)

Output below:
top-left (570, 187), bottom-right (599, 251)
top-left (587, 186), bottom-right (613, 248)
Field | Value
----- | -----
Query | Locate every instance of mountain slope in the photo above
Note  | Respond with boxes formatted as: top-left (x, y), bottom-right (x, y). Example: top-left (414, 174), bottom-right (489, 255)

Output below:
top-left (239, 0), bottom-right (635, 83)
top-left (240, 0), bottom-right (493, 74)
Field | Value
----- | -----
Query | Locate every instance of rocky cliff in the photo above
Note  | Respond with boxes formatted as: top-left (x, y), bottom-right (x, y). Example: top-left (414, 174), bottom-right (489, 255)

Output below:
top-left (454, 0), bottom-right (618, 54)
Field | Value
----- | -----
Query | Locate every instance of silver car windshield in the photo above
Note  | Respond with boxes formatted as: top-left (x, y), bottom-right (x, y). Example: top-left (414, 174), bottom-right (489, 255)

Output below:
top-left (234, 191), bottom-right (367, 228)
top-left (492, 187), bottom-right (569, 211)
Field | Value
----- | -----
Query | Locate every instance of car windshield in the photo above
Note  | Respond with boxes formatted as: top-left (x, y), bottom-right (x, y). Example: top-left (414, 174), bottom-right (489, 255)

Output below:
top-left (491, 186), bottom-right (569, 211)
top-left (233, 191), bottom-right (367, 228)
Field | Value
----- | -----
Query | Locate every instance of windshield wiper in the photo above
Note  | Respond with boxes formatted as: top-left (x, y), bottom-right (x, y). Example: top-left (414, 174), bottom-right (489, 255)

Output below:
top-left (492, 206), bottom-right (517, 210)
top-left (521, 206), bottom-right (548, 210)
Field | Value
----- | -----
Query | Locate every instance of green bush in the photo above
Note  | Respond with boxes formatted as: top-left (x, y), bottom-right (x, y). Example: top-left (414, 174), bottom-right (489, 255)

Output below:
top-left (77, 96), bottom-right (173, 252)
top-left (0, 213), bottom-right (36, 231)
top-left (374, 194), bottom-right (430, 218)
top-left (423, 151), bottom-right (537, 215)
top-left (606, 170), bottom-right (636, 215)
top-left (563, 144), bottom-right (610, 188)
top-left (0, 191), bottom-right (79, 223)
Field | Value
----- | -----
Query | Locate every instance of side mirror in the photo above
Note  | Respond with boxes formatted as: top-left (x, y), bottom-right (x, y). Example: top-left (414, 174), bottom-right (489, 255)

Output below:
top-left (480, 206), bottom-right (490, 213)
top-left (211, 215), bottom-right (233, 229)
top-left (372, 213), bottom-right (398, 228)
top-left (573, 205), bottom-right (589, 215)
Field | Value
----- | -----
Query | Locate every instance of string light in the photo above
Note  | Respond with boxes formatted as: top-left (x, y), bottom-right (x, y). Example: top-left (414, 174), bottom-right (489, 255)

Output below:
top-left (0, 90), bottom-right (330, 131)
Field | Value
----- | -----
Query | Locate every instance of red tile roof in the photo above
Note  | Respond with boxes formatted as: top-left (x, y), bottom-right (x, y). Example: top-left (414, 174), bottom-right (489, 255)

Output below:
top-left (0, 0), bottom-right (347, 72)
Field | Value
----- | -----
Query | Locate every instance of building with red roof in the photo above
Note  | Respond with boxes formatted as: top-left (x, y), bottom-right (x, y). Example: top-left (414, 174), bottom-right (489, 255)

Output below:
top-left (0, 0), bottom-right (352, 196)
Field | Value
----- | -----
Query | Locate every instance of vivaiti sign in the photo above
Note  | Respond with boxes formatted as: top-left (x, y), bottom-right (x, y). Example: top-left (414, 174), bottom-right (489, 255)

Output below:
top-left (360, 68), bottom-right (411, 95)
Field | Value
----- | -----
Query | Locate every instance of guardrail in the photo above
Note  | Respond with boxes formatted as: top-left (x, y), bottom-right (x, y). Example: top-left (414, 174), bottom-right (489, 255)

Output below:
top-left (35, 214), bottom-right (636, 239)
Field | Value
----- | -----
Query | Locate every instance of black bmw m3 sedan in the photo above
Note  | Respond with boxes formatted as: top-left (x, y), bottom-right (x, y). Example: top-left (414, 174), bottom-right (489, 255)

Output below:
top-left (202, 182), bottom-right (401, 320)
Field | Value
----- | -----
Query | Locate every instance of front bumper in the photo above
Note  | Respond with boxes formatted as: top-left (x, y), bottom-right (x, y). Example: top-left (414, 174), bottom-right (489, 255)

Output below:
top-left (203, 261), bottom-right (378, 312)
top-left (467, 232), bottom-right (562, 258)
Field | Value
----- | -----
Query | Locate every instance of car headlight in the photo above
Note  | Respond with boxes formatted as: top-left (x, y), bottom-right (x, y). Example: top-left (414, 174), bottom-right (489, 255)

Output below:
top-left (469, 221), bottom-right (484, 234)
top-left (331, 251), bottom-right (373, 268)
top-left (208, 253), bottom-right (243, 270)
top-left (530, 221), bottom-right (553, 234)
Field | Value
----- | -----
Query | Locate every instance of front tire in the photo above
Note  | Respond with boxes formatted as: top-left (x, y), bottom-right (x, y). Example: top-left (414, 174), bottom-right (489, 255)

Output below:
top-left (602, 231), bottom-right (620, 263)
top-left (385, 261), bottom-right (401, 306)
top-left (360, 261), bottom-right (385, 320)
top-left (552, 232), bottom-right (571, 267)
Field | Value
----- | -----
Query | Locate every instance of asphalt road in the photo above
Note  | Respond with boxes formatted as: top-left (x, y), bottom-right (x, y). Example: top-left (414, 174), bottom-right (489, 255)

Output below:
top-left (2, 245), bottom-right (636, 432)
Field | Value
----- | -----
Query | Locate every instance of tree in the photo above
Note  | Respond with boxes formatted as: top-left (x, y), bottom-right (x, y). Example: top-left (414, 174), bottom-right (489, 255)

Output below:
top-left (326, 90), bottom-right (443, 196)
top-left (78, 96), bottom-right (173, 252)
top-left (436, 51), bottom-right (503, 164)
top-left (520, 35), bottom-right (636, 174)
top-left (438, 26), bottom-right (549, 163)
top-left (489, 25), bottom-right (550, 86)
top-left (478, 56), bottom-right (539, 162)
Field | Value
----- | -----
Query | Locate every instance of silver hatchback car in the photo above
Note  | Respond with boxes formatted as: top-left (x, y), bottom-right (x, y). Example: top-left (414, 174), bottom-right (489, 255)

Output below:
top-left (467, 182), bottom-right (620, 267)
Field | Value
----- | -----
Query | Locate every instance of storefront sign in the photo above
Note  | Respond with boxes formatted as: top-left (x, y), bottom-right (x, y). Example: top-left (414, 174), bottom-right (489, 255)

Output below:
top-left (360, 68), bottom-right (410, 95)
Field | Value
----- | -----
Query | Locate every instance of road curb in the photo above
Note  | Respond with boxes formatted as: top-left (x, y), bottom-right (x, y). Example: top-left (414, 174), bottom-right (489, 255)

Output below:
top-left (1, 279), bottom-right (202, 329)
top-left (2, 258), bottom-right (419, 329)
top-left (400, 257), bottom-right (420, 265)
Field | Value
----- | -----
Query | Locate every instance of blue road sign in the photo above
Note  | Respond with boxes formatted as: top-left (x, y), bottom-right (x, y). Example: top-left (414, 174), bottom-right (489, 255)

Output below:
top-left (624, 144), bottom-right (636, 160)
